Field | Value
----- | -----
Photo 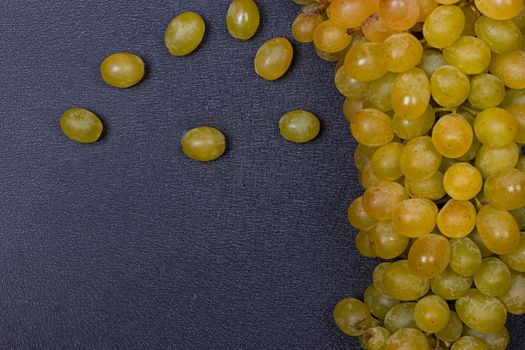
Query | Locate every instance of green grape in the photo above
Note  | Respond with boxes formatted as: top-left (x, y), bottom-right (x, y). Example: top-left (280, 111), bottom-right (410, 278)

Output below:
top-left (384, 303), bottom-right (418, 333)
top-left (359, 327), bottom-right (391, 350)
top-left (468, 74), bottom-right (506, 110)
top-left (345, 42), bottom-right (388, 82)
top-left (254, 38), bottom-right (293, 80)
top-left (181, 126), bottom-right (226, 162)
top-left (371, 142), bottom-right (404, 181)
top-left (350, 109), bottom-right (394, 147)
top-left (391, 68), bottom-right (430, 120)
top-left (367, 73), bottom-right (396, 112)
top-left (279, 110), bottom-right (320, 143)
top-left (333, 297), bottom-right (373, 336)
top-left (474, 257), bottom-right (512, 297)
top-left (385, 328), bottom-right (430, 350)
top-left (437, 199), bottom-right (477, 239)
top-left (383, 33), bottom-right (423, 73)
top-left (335, 66), bottom-right (370, 99)
top-left (354, 144), bottom-right (377, 171)
top-left (500, 232), bottom-right (525, 272)
top-left (490, 49), bottom-right (525, 89)
top-left (464, 327), bottom-right (510, 350)
top-left (431, 113), bottom-right (473, 158)
top-left (392, 198), bottom-right (438, 238)
top-left (414, 295), bottom-right (450, 333)
top-left (393, 105), bottom-right (435, 141)
top-left (343, 98), bottom-right (364, 123)
top-left (443, 36), bottom-right (491, 75)
top-left (449, 238), bottom-right (482, 277)
top-left (431, 267), bottom-right (473, 300)
top-left (470, 230), bottom-right (494, 258)
top-left (364, 284), bottom-right (400, 319)
top-left (443, 162), bottom-right (482, 200)
top-left (430, 65), bottom-right (470, 108)
top-left (475, 0), bottom-right (523, 20)
top-left (373, 262), bottom-right (392, 294)
top-left (356, 230), bottom-right (377, 258)
top-left (360, 162), bottom-right (381, 189)
top-left (100, 52), bottom-right (145, 88)
top-left (474, 107), bottom-right (518, 147)
top-left (226, 0), bottom-right (260, 40)
top-left (400, 136), bottom-right (442, 181)
top-left (363, 181), bottom-right (408, 221)
top-left (436, 311), bottom-right (463, 343)
top-left (476, 204), bottom-right (520, 255)
top-left (60, 108), bottom-right (103, 144)
top-left (313, 20), bottom-right (353, 53)
top-left (408, 233), bottom-right (450, 278)
top-left (484, 168), bottom-right (525, 210)
top-left (164, 12), bottom-right (205, 56)
top-left (423, 5), bottom-right (465, 49)
top-left (506, 104), bottom-right (525, 143)
top-left (348, 196), bottom-right (377, 231)
top-left (502, 88), bottom-right (525, 107)
top-left (456, 289), bottom-right (507, 334)
top-left (369, 221), bottom-right (410, 259)
top-left (405, 171), bottom-right (446, 201)
top-left (475, 16), bottom-right (522, 54)
top-left (475, 143), bottom-right (520, 178)
top-left (451, 336), bottom-right (489, 350)
top-left (292, 13), bottom-right (323, 43)
top-left (499, 271), bottom-right (525, 315)
top-left (383, 260), bottom-right (430, 301)
top-left (462, 5), bottom-right (477, 36)
top-left (418, 49), bottom-right (447, 77)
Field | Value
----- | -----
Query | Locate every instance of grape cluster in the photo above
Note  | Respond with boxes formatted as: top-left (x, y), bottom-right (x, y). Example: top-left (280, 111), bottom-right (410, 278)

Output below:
top-left (291, 0), bottom-right (525, 348)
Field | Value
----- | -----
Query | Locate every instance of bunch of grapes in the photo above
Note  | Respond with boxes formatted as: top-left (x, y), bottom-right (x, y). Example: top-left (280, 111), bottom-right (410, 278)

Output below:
top-left (291, 0), bottom-right (525, 349)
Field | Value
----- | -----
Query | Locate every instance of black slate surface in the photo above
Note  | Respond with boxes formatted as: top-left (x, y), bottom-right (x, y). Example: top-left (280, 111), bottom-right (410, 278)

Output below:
top-left (0, 1), bottom-right (522, 349)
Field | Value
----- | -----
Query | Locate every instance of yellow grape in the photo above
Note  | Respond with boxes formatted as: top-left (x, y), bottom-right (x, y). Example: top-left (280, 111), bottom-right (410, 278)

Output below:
top-left (431, 268), bottom-right (473, 301)
top-left (450, 238), bottom-right (482, 277)
top-left (383, 33), bottom-right (423, 73)
top-left (291, 13), bottom-right (324, 43)
top-left (362, 13), bottom-right (396, 43)
top-left (369, 221), bottom-right (410, 259)
top-left (329, 0), bottom-right (372, 28)
top-left (226, 0), bottom-right (260, 40)
top-left (473, 257), bottom-right (512, 297)
top-left (474, 107), bottom-right (518, 147)
top-left (383, 260), bottom-right (430, 301)
top-left (443, 162), bottom-right (482, 200)
top-left (335, 66), bottom-right (370, 99)
top-left (333, 298), bottom-right (373, 336)
top-left (417, 0), bottom-right (438, 22)
top-left (400, 136), bottom-right (442, 181)
top-left (345, 42), bottom-right (388, 82)
top-left (391, 68), bottom-right (430, 120)
top-left (356, 230), bottom-right (377, 258)
top-left (430, 65), bottom-right (470, 108)
top-left (343, 98), bottom-right (364, 123)
top-left (423, 5), bottom-right (465, 49)
top-left (414, 295), bottom-right (450, 333)
top-left (490, 50), bottom-right (525, 89)
top-left (468, 74), bottom-right (506, 110)
top-left (484, 167), bottom-right (525, 211)
top-left (313, 20), bottom-right (353, 53)
top-left (506, 104), bottom-right (525, 143)
top-left (371, 142), bottom-right (404, 181)
top-left (254, 38), bottom-right (293, 80)
top-left (350, 109), bottom-right (394, 147)
top-left (443, 36), bottom-right (491, 75)
top-left (408, 234), bottom-right (451, 279)
top-left (456, 289), bottom-right (507, 334)
top-left (379, 0), bottom-right (421, 31)
top-left (393, 105), bottom-right (435, 141)
top-left (431, 113), bottom-right (473, 159)
top-left (405, 171), bottom-right (446, 201)
top-left (363, 181), bottom-right (408, 221)
top-left (437, 200), bottom-right (477, 239)
top-left (476, 204), bottom-right (520, 255)
top-left (348, 197), bottom-right (377, 231)
top-left (392, 198), bottom-right (438, 238)
top-left (500, 271), bottom-right (525, 315)
top-left (475, 0), bottom-right (523, 20)
top-left (475, 143), bottom-right (520, 178)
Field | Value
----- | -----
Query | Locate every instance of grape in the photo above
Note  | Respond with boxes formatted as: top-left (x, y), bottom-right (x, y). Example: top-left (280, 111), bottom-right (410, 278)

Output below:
top-left (356, 230), bottom-right (377, 258)
top-left (333, 297), bottom-right (373, 336)
top-left (437, 199), bottom-right (477, 239)
top-left (484, 168), bottom-right (525, 210)
top-left (475, 143), bottom-right (520, 178)
top-left (100, 52), bottom-right (145, 89)
top-left (362, 13), bottom-right (396, 43)
top-left (383, 260), bottom-right (430, 301)
top-left (500, 232), bottom-right (525, 272)
top-left (385, 328), bottom-right (430, 350)
top-left (279, 110), bottom-right (320, 143)
top-left (443, 163), bottom-right (482, 200)
top-left (405, 171), bottom-right (446, 200)
top-left (490, 50), bottom-right (525, 89)
top-left (475, 0), bottom-right (523, 20)
top-left (430, 65), bottom-right (470, 108)
top-left (391, 68), bottom-right (430, 120)
top-left (373, 262), bottom-right (392, 294)
top-left (350, 109), bottom-right (394, 147)
top-left (181, 126), bottom-right (226, 162)
top-left (450, 238), bottom-right (482, 277)
top-left (470, 230), bottom-right (495, 258)
top-left (379, 0), bottom-right (421, 31)
top-left (414, 295), bottom-right (450, 333)
top-left (506, 104), bottom-right (525, 143)
top-left (408, 233), bottom-right (450, 278)
top-left (474, 107), bottom-right (518, 148)
top-left (392, 198), bottom-right (438, 238)
top-left (343, 98), bottom-right (364, 123)
top-left (443, 36), bottom-right (491, 75)
top-left (348, 196), bottom-right (377, 231)
top-left (475, 16), bottom-right (522, 54)
top-left (431, 113), bottom-right (473, 158)
top-left (384, 303), bottom-right (418, 333)
top-left (418, 49), bottom-right (447, 77)
top-left (354, 144), bottom-right (377, 171)
top-left (474, 257), bottom-right (512, 297)
top-left (393, 105), bottom-right (435, 141)
top-left (164, 12), bottom-right (205, 56)
top-left (468, 74), bottom-right (506, 110)
top-left (60, 108), bottom-right (103, 144)
top-left (226, 0), bottom-right (260, 40)
top-left (436, 311), bottom-right (463, 343)
top-left (363, 181), bottom-right (408, 221)
top-left (254, 38), bottom-right (293, 81)
top-left (476, 204), bottom-right (520, 255)
top-left (369, 221), bottom-right (410, 259)
top-left (463, 327), bottom-right (510, 350)
top-left (423, 5), bottom-right (465, 49)
top-left (335, 66), bottom-right (370, 99)
top-left (364, 284), bottom-right (400, 319)
top-left (431, 267), bottom-right (473, 301)
top-left (499, 271), bottom-right (525, 315)
top-left (451, 336), bottom-right (489, 350)
top-left (367, 73), bottom-right (396, 111)
top-left (345, 42), bottom-right (388, 82)
top-left (418, 0), bottom-right (438, 22)
top-left (400, 136), bottom-right (441, 181)
top-left (329, 0), bottom-right (371, 28)
top-left (291, 13), bottom-right (324, 43)
top-left (383, 33), bottom-right (423, 73)
top-left (456, 289), bottom-right (507, 334)
top-left (360, 162), bottom-right (381, 189)
top-left (359, 326), bottom-right (391, 350)
top-left (371, 142), bottom-right (404, 181)
top-left (313, 20), bottom-right (353, 53)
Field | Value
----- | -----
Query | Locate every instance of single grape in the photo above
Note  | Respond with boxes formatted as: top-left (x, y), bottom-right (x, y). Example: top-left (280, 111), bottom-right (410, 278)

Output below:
top-left (475, 16), bottom-right (522, 54)
top-left (348, 196), bottom-right (377, 231)
top-left (449, 238), bottom-right (482, 277)
top-left (226, 0), bottom-right (260, 40)
top-left (436, 311), bottom-right (463, 343)
top-left (474, 257), bottom-right (512, 297)
top-left (164, 12), bottom-right (205, 56)
top-left (383, 33), bottom-right (423, 73)
top-left (356, 230), bottom-right (377, 258)
top-left (392, 198), bottom-right (438, 238)
top-left (379, 0), bottom-right (421, 31)
top-left (408, 233), bottom-right (450, 278)
top-left (350, 109), bottom-right (394, 147)
top-left (443, 162), bottom-right (482, 200)
top-left (291, 13), bottom-right (324, 43)
top-left (431, 113), bottom-right (473, 158)
top-left (500, 232), bottom-right (525, 272)
top-left (100, 52), bottom-right (145, 88)
top-left (418, 49), bottom-right (447, 77)
top-left (313, 20), bottom-right (353, 53)
top-left (329, 0), bottom-right (372, 28)
top-left (451, 336), bottom-right (489, 350)
top-left (383, 260), bottom-right (430, 301)
top-left (499, 271), bottom-right (525, 315)
top-left (385, 328), bottom-right (430, 350)
top-left (463, 326), bottom-right (510, 350)
top-left (359, 326), bottom-right (391, 350)
top-left (345, 42), bottom-right (388, 82)
top-left (391, 68), bottom-right (430, 120)
top-left (474, 107), bottom-right (518, 148)
top-left (476, 204), bottom-right (520, 255)
top-left (400, 136), bottom-right (442, 181)
top-left (475, 143), bottom-right (520, 178)
top-left (431, 267), bottom-right (473, 300)
top-left (414, 295), bottom-right (450, 333)
top-left (254, 38), bottom-right (293, 80)
top-left (443, 36), bottom-right (491, 75)
top-left (181, 126), bottom-right (226, 162)
top-left (430, 65), bottom-right (470, 108)
top-left (333, 297), bottom-right (373, 336)
top-left (475, 0), bottom-right (523, 20)
top-left (60, 108), bottom-right (103, 144)
top-left (335, 66), bottom-right (370, 99)
top-left (405, 171), bottom-right (445, 200)
top-left (371, 142), bottom-right (404, 181)
top-left (279, 110), bottom-right (320, 143)
top-left (456, 289), bottom-right (507, 334)
top-left (490, 49), bottom-right (525, 89)
top-left (363, 181), bottom-right (408, 221)
top-left (364, 284), bottom-right (400, 319)
top-left (468, 74), bottom-right (506, 110)
top-left (437, 200), bottom-right (477, 239)
top-left (384, 303), bottom-right (418, 333)
top-left (423, 5), bottom-right (465, 49)
top-left (369, 221), bottom-right (410, 259)
top-left (484, 167), bottom-right (525, 210)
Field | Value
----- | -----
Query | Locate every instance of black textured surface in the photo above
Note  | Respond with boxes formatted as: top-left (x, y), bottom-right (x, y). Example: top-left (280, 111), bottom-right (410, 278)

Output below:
top-left (0, 1), bottom-right (522, 349)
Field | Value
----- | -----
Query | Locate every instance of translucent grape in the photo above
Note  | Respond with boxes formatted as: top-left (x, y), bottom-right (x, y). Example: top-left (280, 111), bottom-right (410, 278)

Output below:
top-left (468, 74), bottom-right (506, 110)
top-left (431, 267), bottom-right (473, 300)
top-left (484, 167), bottom-right (525, 210)
top-left (405, 171), bottom-right (445, 200)
top-left (371, 142), bottom-right (404, 181)
top-left (333, 297), bottom-right (373, 336)
top-left (254, 38), bottom-right (293, 81)
top-left (476, 204), bottom-right (520, 255)
top-left (431, 113), bottom-right (473, 158)
top-left (475, 0), bottom-right (523, 20)
top-left (391, 68), bottom-right (430, 120)
top-left (384, 303), bottom-right (418, 333)
top-left (329, 0), bottom-right (372, 28)
top-left (100, 52), bottom-right (145, 89)
top-left (408, 233), bottom-right (450, 278)
top-left (350, 109), bottom-right (394, 147)
top-left (443, 162), bottom-right (483, 200)
top-left (385, 328), bottom-right (430, 350)
top-left (226, 0), bottom-right (260, 40)
top-left (456, 289), bottom-right (507, 334)
top-left (490, 50), bottom-right (525, 89)
top-left (418, 49), bottom-right (447, 77)
top-left (313, 20), bottom-right (353, 53)
top-left (60, 108), bottom-right (103, 144)
top-left (392, 198), bottom-right (438, 238)
top-left (181, 126), bottom-right (226, 162)
top-left (364, 284), bottom-right (400, 319)
top-left (291, 13), bottom-right (324, 43)
top-left (414, 295), bottom-right (450, 333)
top-left (279, 110), bottom-right (320, 143)
top-left (443, 36), bottom-right (491, 75)
top-left (450, 238), bottom-right (482, 277)
top-left (393, 105), bottom-right (435, 141)
top-left (436, 311), bottom-right (463, 343)
top-left (164, 12), bottom-right (205, 56)
top-left (423, 5), bottom-right (465, 49)
top-left (356, 230), bottom-right (376, 258)
top-left (400, 136), bottom-right (441, 181)
top-left (363, 181), bottom-right (408, 221)
top-left (379, 0), bottom-right (421, 31)
top-left (430, 65), bottom-right (470, 108)
top-left (369, 221), bottom-right (410, 259)
top-left (475, 16), bottom-right (522, 54)
top-left (383, 260), bottom-right (430, 301)
top-left (499, 271), bottom-right (525, 315)
top-left (474, 257), bottom-right (512, 297)
top-left (345, 42), bottom-right (388, 82)
top-left (367, 73), bottom-right (396, 111)
top-left (437, 200), bottom-right (477, 239)
top-left (335, 66), bottom-right (370, 99)
top-left (383, 33), bottom-right (423, 73)
top-left (500, 232), bottom-right (525, 272)
top-left (474, 107), bottom-right (518, 147)
top-left (475, 143), bottom-right (520, 178)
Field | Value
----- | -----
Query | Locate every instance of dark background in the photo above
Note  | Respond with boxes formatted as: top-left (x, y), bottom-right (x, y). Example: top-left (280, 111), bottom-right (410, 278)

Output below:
top-left (0, 1), bottom-right (521, 349)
